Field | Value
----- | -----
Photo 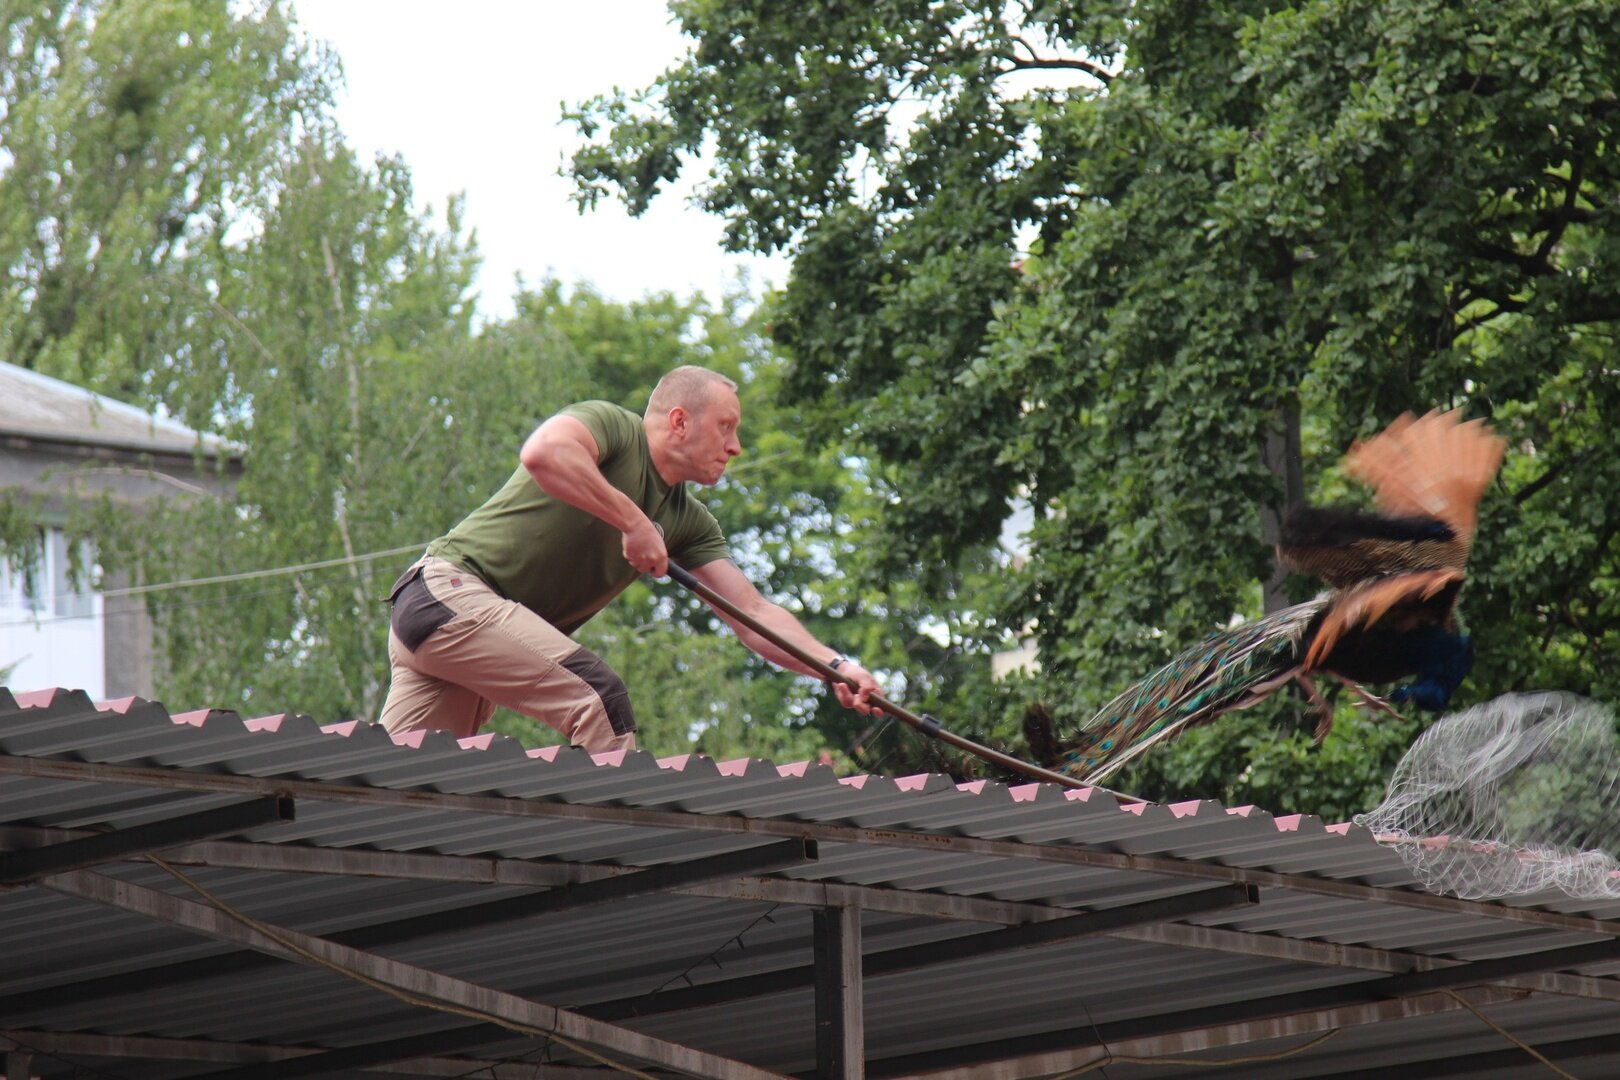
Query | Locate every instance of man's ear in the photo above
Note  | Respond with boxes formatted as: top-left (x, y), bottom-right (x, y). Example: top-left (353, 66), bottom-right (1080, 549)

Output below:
top-left (667, 405), bottom-right (689, 436)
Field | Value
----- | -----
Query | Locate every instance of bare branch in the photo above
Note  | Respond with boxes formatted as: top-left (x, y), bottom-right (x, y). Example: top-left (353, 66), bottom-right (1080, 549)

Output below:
top-left (1004, 55), bottom-right (1114, 85)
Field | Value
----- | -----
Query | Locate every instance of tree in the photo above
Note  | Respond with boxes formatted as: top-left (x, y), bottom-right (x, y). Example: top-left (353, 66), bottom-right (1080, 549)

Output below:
top-left (1, 0), bottom-right (332, 397)
top-left (569, 0), bottom-right (1620, 811)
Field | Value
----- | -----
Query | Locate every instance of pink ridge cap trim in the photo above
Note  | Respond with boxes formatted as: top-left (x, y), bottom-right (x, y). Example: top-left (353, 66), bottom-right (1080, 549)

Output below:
top-left (1273, 814), bottom-right (1305, 832)
top-left (320, 720), bottom-right (363, 736)
top-left (956, 780), bottom-right (988, 794)
top-left (170, 709), bottom-right (214, 727)
top-left (776, 761), bottom-right (811, 778)
top-left (838, 774), bottom-right (873, 788)
top-left (457, 733), bottom-right (498, 750)
top-left (894, 774), bottom-right (933, 792)
top-left (244, 714), bottom-right (289, 732)
top-left (97, 696), bottom-right (139, 714)
top-left (388, 728), bottom-right (430, 748)
top-left (589, 748), bottom-right (630, 767)
top-left (1121, 802), bottom-right (1148, 816)
top-left (1225, 805), bottom-right (1257, 817)
top-left (526, 745), bottom-right (563, 762)
top-left (1325, 822), bottom-right (1353, 835)
top-left (656, 754), bottom-right (697, 770)
top-left (13, 689), bottom-right (61, 708)
top-left (715, 758), bottom-right (751, 777)
top-left (1062, 787), bottom-right (1095, 802)
top-left (1168, 799), bottom-right (1204, 819)
top-left (1008, 783), bottom-right (1042, 802)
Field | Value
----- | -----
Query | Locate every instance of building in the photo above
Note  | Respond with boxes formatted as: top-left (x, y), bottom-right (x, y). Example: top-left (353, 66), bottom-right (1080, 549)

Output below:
top-left (0, 362), bottom-right (238, 698)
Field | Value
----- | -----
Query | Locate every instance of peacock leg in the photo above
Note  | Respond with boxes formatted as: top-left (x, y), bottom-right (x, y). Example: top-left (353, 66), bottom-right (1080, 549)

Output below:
top-left (1324, 671), bottom-right (1408, 721)
top-left (1293, 674), bottom-right (1336, 743)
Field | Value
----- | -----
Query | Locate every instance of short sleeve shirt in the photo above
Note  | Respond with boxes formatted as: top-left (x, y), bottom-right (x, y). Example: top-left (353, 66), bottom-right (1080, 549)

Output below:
top-left (428, 401), bottom-right (730, 634)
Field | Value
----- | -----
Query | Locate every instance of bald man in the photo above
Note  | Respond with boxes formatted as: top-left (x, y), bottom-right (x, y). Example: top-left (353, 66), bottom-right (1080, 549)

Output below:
top-left (378, 365), bottom-right (882, 752)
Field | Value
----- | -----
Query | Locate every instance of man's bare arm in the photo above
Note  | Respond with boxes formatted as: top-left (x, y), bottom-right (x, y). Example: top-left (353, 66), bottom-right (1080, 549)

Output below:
top-left (689, 558), bottom-right (882, 715)
top-left (519, 415), bottom-right (668, 575)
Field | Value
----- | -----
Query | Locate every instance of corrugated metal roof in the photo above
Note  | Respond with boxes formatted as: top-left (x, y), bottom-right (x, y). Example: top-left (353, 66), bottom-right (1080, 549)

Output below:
top-left (2, 685), bottom-right (1619, 1079)
top-left (0, 362), bottom-right (231, 457)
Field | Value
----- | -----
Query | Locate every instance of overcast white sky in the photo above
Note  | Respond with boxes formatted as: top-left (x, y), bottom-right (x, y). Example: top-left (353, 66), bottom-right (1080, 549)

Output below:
top-left (290, 0), bottom-right (785, 323)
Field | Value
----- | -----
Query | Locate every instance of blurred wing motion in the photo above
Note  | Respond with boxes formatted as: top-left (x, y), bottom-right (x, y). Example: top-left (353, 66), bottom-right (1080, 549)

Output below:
top-left (1280, 408), bottom-right (1505, 586)
top-left (1061, 409), bottom-right (1504, 787)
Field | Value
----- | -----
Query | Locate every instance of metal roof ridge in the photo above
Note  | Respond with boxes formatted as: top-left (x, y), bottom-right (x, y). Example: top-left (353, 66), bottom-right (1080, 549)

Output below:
top-left (0, 683), bottom-right (1280, 822)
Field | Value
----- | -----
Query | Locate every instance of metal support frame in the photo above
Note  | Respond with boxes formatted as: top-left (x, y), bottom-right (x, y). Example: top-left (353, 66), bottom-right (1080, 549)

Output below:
top-left (4, 753), bottom-right (1618, 938)
top-left (0, 837), bottom-right (815, 1019)
top-left (813, 905), bottom-right (862, 1080)
top-left (589, 884), bottom-right (1255, 1020)
top-left (870, 936), bottom-right (1620, 1075)
top-left (883, 986), bottom-right (1532, 1080)
top-left (0, 797), bottom-right (293, 885)
top-left (40, 869), bottom-right (789, 1080)
top-left (1, 1031), bottom-right (603, 1080)
top-left (134, 885), bottom-right (1254, 1080)
top-left (10, 823), bottom-right (1617, 1005)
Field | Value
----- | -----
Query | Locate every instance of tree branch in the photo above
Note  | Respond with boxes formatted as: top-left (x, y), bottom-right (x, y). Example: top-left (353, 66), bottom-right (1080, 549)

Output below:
top-left (1003, 55), bottom-right (1114, 84)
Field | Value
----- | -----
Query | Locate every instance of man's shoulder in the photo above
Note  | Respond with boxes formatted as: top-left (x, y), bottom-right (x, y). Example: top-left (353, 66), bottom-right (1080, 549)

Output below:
top-left (559, 400), bottom-right (643, 456)
top-left (560, 400), bottom-right (637, 425)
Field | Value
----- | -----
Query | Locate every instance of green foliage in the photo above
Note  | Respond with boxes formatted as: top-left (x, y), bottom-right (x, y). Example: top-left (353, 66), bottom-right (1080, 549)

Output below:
top-left (570, 0), bottom-right (1620, 811)
top-left (0, 0), bottom-right (1018, 768)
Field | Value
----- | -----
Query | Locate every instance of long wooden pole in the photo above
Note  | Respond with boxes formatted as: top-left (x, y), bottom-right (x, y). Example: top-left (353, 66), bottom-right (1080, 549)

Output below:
top-left (665, 563), bottom-right (1141, 800)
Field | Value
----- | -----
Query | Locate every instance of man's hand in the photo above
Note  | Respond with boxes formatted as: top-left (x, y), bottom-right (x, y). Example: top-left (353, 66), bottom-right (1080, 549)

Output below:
top-left (622, 517), bottom-right (669, 577)
top-left (830, 659), bottom-right (883, 716)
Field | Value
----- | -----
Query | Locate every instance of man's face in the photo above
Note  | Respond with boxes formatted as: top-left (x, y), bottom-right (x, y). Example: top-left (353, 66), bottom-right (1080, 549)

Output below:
top-left (682, 385), bottom-right (743, 484)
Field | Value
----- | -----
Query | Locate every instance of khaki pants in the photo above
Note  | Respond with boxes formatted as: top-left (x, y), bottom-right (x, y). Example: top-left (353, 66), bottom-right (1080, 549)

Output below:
top-left (377, 555), bottom-right (637, 753)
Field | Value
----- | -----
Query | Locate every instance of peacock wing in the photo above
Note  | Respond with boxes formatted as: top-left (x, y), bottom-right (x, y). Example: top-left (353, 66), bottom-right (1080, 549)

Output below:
top-left (1302, 568), bottom-right (1465, 671)
top-left (1279, 506), bottom-right (1460, 587)
top-left (1342, 408), bottom-right (1505, 561)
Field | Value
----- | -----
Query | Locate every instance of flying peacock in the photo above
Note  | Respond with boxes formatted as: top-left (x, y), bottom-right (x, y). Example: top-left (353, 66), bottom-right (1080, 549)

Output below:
top-left (1057, 408), bottom-right (1506, 786)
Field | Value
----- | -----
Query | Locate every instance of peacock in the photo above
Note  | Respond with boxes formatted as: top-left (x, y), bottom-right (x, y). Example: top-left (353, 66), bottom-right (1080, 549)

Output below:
top-left (1058, 408), bottom-right (1506, 786)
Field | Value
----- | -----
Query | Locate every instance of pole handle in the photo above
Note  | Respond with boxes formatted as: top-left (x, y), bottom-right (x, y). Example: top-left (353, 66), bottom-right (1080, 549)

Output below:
top-left (664, 562), bottom-right (1141, 799)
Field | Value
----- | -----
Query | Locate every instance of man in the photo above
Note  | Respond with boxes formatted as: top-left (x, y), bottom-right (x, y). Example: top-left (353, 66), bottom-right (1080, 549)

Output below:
top-left (378, 365), bottom-right (882, 753)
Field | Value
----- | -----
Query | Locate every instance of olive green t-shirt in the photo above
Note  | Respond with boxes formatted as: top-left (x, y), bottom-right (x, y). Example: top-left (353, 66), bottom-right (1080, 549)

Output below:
top-left (428, 401), bottom-right (730, 634)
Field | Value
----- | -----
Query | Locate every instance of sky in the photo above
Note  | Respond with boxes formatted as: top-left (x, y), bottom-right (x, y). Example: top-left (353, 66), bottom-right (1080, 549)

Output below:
top-left (290, 0), bottom-right (786, 323)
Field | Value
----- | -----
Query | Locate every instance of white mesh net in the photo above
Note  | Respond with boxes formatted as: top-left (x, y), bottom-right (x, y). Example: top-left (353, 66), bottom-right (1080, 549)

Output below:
top-left (1355, 692), bottom-right (1620, 900)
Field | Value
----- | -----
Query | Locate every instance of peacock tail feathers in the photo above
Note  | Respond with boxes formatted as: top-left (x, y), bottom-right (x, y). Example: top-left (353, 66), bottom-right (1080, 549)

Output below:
top-left (1063, 598), bottom-right (1327, 785)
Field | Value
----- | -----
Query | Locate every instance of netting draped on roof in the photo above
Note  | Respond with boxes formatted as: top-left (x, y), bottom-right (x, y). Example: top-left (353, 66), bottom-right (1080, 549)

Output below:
top-left (1357, 692), bottom-right (1620, 900)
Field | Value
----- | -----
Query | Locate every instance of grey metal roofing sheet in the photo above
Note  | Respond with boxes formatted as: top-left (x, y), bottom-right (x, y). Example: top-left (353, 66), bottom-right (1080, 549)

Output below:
top-left (2, 685), bottom-right (1620, 1078)
top-left (0, 362), bottom-right (230, 457)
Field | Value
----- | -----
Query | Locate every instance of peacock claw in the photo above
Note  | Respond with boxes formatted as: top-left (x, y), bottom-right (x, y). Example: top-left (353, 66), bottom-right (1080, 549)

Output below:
top-left (1324, 672), bottom-right (1408, 722)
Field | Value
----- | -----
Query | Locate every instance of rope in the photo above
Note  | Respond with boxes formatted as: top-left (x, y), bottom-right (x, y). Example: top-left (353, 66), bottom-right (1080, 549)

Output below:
top-left (1440, 989), bottom-right (1580, 1079)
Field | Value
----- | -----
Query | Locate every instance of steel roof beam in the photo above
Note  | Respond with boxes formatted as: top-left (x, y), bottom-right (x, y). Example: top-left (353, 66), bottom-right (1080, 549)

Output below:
top-left (813, 905), bottom-right (862, 1079)
top-left (4, 753), bottom-right (1618, 938)
top-left (1311, 1027), bottom-right (1620, 1078)
top-left (588, 882), bottom-right (1256, 1021)
top-left (2, 1031), bottom-right (602, 1080)
top-left (877, 986), bottom-right (1529, 1080)
top-left (108, 884), bottom-right (1257, 1080)
top-left (0, 797), bottom-right (292, 886)
top-left (11, 822), bottom-right (1618, 1007)
top-left (0, 837), bottom-right (813, 1018)
top-left (0, 822), bottom-right (1069, 925)
top-left (868, 936), bottom-right (1620, 1075)
top-left (40, 868), bottom-right (791, 1080)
